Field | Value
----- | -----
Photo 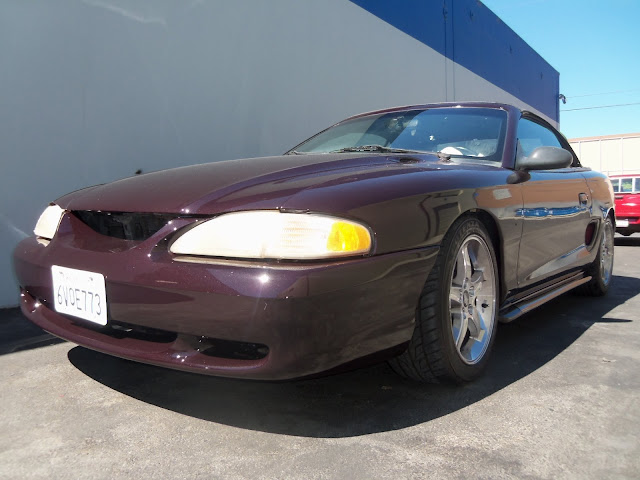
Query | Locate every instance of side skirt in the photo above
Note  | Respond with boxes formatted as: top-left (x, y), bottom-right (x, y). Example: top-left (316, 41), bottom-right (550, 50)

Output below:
top-left (499, 274), bottom-right (592, 323)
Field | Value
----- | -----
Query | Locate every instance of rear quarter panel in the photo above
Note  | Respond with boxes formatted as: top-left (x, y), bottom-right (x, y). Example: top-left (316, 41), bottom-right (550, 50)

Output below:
top-left (583, 170), bottom-right (615, 220)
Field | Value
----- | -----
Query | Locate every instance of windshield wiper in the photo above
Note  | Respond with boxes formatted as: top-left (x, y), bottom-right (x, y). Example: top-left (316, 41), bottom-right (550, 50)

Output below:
top-left (290, 145), bottom-right (451, 160)
top-left (330, 145), bottom-right (427, 154)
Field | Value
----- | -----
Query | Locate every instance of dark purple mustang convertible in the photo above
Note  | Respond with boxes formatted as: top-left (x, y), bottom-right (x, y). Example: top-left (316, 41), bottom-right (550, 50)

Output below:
top-left (13, 103), bottom-right (615, 383)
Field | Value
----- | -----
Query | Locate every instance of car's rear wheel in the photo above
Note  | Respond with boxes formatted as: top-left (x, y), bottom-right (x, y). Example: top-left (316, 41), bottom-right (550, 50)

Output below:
top-left (578, 216), bottom-right (614, 296)
top-left (389, 216), bottom-right (498, 383)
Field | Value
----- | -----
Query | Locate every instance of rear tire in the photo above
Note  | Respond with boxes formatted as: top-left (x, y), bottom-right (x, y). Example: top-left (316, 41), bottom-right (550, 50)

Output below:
top-left (389, 217), bottom-right (499, 383)
top-left (577, 216), bottom-right (614, 297)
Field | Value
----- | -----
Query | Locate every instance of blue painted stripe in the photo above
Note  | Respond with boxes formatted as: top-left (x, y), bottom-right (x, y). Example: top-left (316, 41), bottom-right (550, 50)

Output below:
top-left (348, 0), bottom-right (559, 122)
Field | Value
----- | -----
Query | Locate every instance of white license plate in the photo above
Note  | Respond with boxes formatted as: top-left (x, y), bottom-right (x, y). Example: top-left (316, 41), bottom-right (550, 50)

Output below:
top-left (51, 266), bottom-right (107, 325)
top-left (617, 219), bottom-right (629, 228)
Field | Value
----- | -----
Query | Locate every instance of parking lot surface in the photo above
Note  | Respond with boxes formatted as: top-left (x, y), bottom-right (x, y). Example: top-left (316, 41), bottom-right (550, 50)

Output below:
top-left (1, 236), bottom-right (639, 479)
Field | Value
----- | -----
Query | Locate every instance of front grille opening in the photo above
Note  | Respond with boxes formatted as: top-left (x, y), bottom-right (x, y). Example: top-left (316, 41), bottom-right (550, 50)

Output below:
top-left (73, 318), bottom-right (268, 359)
top-left (73, 211), bottom-right (178, 241)
top-left (198, 337), bottom-right (269, 360)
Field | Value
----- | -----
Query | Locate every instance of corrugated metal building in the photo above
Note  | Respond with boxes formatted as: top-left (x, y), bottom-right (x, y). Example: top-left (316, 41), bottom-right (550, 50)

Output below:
top-left (0, 0), bottom-right (560, 307)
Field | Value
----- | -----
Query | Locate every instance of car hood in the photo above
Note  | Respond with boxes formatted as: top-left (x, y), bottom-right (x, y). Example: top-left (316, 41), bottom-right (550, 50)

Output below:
top-left (55, 153), bottom-right (457, 215)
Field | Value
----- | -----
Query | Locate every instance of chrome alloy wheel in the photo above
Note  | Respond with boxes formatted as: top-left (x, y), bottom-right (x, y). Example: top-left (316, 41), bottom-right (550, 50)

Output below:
top-left (600, 220), bottom-right (614, 286)
top-left (449, 234), bottom-right (496, 365)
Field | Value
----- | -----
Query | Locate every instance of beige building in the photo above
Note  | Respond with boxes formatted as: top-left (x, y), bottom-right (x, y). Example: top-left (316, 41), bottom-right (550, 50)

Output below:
top-left (570, 133), bottom-right (640, 175)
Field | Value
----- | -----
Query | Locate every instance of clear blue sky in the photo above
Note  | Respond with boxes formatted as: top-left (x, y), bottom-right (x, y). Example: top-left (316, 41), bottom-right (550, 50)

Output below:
top-left (482, 0), bottom-right (640, 139)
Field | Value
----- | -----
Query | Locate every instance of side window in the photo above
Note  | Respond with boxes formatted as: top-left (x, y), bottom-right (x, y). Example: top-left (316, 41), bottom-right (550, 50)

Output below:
top-left (620, 178), bottom-right (634, 193)
top-left (516, 118), bottom-right (563, 159)
top-left (611, 178), bottom-right (620, 192)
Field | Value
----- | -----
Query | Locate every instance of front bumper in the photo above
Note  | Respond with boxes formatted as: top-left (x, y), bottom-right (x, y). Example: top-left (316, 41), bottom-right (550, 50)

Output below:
top-left (13, 213), bottom-right (437, 380)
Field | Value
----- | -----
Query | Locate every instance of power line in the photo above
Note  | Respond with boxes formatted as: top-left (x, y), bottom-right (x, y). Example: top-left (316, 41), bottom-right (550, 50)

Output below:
top-left (561, 102), bottom-right (640, 112)
top-left (568, 89), bottom-right (640, 98)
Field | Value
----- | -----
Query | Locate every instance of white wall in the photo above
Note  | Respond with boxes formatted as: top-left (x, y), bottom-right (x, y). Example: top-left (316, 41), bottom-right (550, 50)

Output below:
top-left (0, 0), bottom-right (554, 307)
top-left (570, 134), bottom-right (640, 175)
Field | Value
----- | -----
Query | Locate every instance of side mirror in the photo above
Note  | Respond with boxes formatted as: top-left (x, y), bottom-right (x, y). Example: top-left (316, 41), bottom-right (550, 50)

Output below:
top-left (517, 146), bottom-right (573, 171)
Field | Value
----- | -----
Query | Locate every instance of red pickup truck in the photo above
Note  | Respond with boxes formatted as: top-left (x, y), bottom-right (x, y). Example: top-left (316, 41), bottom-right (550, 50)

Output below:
top-left (610, 175), bottom-right (640, 236)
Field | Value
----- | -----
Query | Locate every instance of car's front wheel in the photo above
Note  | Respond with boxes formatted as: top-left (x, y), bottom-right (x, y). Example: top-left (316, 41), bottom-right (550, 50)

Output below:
top-left (389, 216), bottom-right (499, 383)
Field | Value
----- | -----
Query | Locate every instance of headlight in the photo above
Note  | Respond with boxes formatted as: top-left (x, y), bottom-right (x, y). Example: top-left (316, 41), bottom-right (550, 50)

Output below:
top-left (34, 204), bottom-right (66, 240)
top-left (169, 211), bottom-right (372, 260)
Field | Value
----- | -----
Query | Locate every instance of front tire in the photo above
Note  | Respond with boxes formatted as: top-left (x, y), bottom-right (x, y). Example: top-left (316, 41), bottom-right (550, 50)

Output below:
top-left (389, 217), bottom-right (499, 383)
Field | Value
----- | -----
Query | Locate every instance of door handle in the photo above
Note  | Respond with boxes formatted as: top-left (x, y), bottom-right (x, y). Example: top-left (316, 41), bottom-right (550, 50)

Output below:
top-left (579, 193), bottom-right (589, 205)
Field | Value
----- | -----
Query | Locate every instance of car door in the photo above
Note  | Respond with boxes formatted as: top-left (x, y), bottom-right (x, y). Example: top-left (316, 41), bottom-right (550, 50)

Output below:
top-left (516, 116), bottom-right (592, 288)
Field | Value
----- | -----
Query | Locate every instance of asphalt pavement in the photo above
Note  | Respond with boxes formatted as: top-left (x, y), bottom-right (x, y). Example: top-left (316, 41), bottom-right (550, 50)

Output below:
top-left (1, 236), bottom-right (639, 479)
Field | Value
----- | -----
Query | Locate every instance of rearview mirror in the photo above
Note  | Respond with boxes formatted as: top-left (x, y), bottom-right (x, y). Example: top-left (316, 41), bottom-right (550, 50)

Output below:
top-left (517, 146), bottom-right (573, 171)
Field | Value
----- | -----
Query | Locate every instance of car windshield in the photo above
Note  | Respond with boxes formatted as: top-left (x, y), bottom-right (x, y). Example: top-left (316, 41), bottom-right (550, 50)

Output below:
top-left (291, 107), bottom-right (507, 161)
